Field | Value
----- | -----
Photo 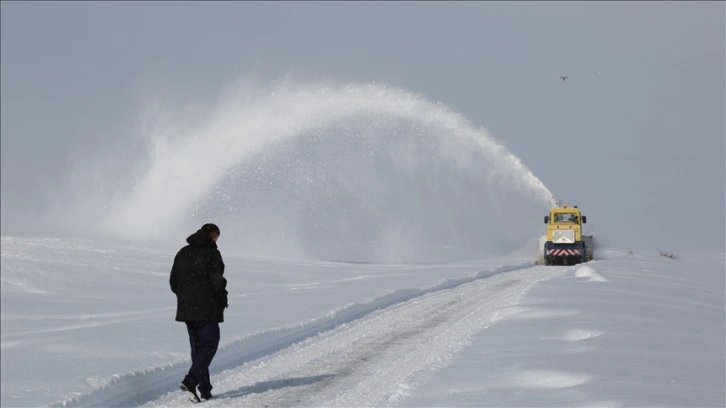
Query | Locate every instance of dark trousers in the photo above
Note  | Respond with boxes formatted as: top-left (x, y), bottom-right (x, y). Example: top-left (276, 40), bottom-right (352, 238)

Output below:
top-left (184, 321), bottom-right (220, 394)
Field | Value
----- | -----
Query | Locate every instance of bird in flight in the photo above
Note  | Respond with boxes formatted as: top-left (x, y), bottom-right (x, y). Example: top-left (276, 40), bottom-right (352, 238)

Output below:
top-left (560, 76), bottom-right (568, 81)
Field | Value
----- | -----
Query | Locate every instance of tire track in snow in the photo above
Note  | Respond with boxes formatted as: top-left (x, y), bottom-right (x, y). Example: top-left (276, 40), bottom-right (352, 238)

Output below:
top-left (54, 262), bottom-right (557, 407)
top-left (145, 265), bottom-right (567, 407)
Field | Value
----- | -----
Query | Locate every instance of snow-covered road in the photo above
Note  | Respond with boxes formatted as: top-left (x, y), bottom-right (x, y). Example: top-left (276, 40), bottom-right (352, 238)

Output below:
top-left (144, 265), bottom-right (566, 407)
top-left (9, 237), bottom-right (721, 408)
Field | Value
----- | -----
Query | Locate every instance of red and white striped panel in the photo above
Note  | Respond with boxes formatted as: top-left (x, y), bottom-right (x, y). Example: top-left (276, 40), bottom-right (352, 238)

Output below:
top-left (547, 249), bottom-right (581, 256)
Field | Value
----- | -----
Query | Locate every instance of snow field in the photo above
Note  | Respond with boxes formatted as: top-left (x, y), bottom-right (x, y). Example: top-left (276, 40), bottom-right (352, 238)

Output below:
top-left (2, 238), bottom-right (723, 407)
top-left (401, 252), bottom-right (725, 407)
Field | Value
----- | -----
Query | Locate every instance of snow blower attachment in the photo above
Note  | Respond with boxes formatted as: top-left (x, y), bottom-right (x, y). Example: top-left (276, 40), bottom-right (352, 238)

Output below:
top-left (539, 204), bottom-right (593, 265)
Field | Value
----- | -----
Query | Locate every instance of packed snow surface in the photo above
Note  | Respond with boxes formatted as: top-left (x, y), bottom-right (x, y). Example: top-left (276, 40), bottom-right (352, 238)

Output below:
top-left (1, 238), bottom-right (723, 407)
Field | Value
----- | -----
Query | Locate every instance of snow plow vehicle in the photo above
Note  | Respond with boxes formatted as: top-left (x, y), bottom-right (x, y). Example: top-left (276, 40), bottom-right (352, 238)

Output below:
top-left (539, 204), bottom-right (593, 265)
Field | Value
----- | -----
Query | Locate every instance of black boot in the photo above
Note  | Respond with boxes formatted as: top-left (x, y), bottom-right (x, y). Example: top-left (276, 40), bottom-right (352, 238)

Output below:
top-left (180, 379), bottom-right (201, 403)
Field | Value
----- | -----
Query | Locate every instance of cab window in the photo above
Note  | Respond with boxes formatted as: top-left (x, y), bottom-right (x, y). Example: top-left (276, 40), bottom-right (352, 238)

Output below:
top-left (554, 213), bottom-right (579, 223)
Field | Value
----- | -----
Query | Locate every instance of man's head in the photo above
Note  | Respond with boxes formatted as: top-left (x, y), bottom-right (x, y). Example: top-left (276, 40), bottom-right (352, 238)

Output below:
top-left (202, 223), bottom-right (220, 242)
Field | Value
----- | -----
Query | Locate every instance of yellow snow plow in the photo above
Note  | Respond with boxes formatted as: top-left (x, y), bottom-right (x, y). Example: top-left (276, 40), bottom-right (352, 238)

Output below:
top-left (538, 204), bottom-right (593, 265)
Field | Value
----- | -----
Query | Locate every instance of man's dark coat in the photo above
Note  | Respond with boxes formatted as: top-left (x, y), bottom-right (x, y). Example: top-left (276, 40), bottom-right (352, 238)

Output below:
top-left (170, 229), bottom-right (228, 322)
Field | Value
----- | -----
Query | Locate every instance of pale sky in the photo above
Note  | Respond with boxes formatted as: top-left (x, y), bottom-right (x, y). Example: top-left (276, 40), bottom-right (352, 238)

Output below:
top-left (1, 1), bottom-right (724, 251)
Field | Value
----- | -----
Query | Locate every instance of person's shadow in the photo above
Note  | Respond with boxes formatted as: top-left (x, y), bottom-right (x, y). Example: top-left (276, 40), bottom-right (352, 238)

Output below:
top-left (216, 374), bottom-right (335, 399)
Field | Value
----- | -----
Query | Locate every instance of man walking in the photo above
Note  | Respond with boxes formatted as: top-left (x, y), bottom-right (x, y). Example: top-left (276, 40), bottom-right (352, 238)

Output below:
top-left (170, 223), bottom-right (228, 402)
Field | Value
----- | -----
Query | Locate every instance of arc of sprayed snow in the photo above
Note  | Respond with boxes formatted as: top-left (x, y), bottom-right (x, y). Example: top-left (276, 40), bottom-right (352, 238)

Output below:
top-left (108, 83), bottom-right (554, 240)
